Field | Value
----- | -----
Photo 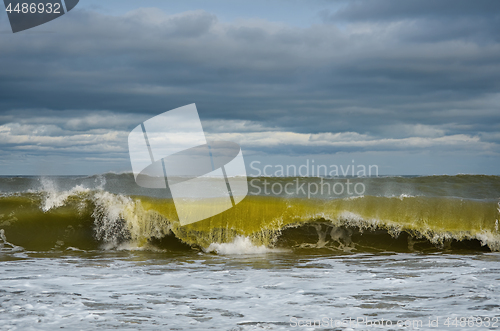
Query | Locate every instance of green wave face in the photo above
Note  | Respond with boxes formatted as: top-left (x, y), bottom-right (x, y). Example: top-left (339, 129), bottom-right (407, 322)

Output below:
top-left (1, 184), bottom-right (499, 253)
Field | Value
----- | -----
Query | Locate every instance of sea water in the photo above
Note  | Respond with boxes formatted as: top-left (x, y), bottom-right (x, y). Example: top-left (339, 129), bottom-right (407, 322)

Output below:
top-left (1, 174), bottom-right (500, 330)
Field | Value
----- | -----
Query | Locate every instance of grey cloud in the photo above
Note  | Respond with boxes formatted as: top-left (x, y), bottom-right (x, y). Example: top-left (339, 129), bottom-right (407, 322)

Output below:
top-left (0, 3), bottom-right (499, 175)
top-left (324, 0), bottom-right (500, 44)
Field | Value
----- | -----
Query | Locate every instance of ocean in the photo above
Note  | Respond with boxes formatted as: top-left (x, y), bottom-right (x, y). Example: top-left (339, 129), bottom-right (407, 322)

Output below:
top-left (1, 174), bottom-right (500, 330)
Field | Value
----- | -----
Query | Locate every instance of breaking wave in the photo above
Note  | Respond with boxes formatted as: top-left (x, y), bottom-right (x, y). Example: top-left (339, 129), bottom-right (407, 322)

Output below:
top-left (0, 174), bottom-right (499, 253)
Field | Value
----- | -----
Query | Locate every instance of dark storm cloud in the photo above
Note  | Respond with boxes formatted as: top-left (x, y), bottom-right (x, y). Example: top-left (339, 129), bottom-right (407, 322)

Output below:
top-left (0, 1), bottom-right (499, 169)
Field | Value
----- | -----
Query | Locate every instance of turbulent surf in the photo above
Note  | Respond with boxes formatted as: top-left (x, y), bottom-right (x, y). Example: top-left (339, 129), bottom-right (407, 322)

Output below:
top-left (0, 173), bottom-right (499, 253)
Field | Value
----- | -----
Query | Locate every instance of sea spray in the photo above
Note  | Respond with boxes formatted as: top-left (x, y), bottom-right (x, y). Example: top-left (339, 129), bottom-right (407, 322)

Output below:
top-left (205, 236), bottom-right (275, 255)
top-left (91, 191), bottom-right (174, 249)
top-left (40, 178), bottom-right (90, 212)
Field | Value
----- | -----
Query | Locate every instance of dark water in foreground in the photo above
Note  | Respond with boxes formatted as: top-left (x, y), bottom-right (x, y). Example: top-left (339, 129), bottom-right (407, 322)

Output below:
top-left (1, 174), bottom-right (500, 329)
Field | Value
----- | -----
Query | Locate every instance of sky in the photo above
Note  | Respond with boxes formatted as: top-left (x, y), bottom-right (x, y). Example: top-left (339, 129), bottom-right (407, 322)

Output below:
top-left (0, 0), bottom-right (499, 176)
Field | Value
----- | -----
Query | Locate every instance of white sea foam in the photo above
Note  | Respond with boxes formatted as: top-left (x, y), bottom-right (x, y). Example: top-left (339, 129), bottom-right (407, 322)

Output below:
top-left (344, 195), bottom-right (364, 200)
top-left (0, 229), bottom-right (23, 252)
top-left (2, 251), bottom-right (500, 330)
top-left (476, 231), bottom-right (500, 251)
top-left (398, 193), bottom-right (416, 200)
top-left (205, 236), bottom-right (274, 255)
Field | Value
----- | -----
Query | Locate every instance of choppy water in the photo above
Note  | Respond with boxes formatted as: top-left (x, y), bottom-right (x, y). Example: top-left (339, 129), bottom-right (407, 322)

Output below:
top-left (1, 174), bottom-right (500, 329)
top-left (2, 250), bottom-right (500, 330)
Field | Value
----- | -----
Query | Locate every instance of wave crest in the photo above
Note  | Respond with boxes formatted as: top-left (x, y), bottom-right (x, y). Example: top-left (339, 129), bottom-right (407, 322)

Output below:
top-left (0, 183), bottom-right (499, 252)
